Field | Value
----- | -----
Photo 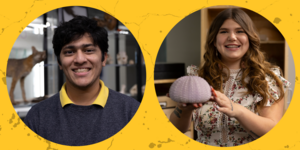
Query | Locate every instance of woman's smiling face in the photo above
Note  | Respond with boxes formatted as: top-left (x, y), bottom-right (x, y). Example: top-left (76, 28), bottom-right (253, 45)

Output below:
top-left (215, 18), bottom-right (249, 68)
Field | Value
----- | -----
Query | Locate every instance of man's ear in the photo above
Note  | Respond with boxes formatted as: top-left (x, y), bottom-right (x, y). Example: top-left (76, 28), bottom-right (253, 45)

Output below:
top-left (102, 52), bottom-right (108, 66)
top-left (58, 61), bottom-right (62, 70)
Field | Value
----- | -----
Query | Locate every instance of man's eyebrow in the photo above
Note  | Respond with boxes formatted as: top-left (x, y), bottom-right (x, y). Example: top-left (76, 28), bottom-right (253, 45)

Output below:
top-left (62, 44), bottom-right (95, 50)
top-left (82, 44), bottom-right (94, 47)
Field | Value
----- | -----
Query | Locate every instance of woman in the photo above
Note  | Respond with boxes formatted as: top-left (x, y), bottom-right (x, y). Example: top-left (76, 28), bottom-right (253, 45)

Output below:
top-left (169, 8), bottom-right (290, 146)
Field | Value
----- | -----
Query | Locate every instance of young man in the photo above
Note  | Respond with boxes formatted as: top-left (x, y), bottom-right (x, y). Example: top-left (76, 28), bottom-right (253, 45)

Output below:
top-left (24, 16), bottom-right (140, 146)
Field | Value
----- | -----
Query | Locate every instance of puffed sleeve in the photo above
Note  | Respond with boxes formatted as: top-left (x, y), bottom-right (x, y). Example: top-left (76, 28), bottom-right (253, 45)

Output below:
top-left (254, 68), bottom-right (291, 106)
top-left (192, 109), bottom-right (198, 122)
top-left (190, 65), bottom-right (200, 122)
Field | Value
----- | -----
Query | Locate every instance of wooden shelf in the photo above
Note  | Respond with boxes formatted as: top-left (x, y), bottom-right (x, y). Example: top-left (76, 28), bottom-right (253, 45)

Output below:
top-left (260, 41), bottom-right (285, 44)
top-left (158, 96), bottom-right (177, 108)
top-left (154, 79), bottom-right (176, 84)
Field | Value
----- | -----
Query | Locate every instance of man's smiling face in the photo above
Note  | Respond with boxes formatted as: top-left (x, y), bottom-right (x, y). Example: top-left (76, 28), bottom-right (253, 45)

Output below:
top-left (59, 33), bottom-right (107, 89)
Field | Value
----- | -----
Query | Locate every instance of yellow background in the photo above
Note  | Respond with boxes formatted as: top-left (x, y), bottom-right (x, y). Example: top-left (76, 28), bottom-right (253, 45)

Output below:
top-left (0, 0), bottom-right (299, 149)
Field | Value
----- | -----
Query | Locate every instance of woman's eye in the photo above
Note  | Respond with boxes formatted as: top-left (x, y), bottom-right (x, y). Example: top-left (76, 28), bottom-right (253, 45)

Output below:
top-left (219, 30), bottom-right (227, 33)
top-left (237, 30), bottom-right (245, 33)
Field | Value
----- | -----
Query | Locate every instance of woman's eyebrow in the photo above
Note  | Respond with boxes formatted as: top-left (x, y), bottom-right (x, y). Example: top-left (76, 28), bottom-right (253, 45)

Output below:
top-left (218, 27), bottom-right (244, 31)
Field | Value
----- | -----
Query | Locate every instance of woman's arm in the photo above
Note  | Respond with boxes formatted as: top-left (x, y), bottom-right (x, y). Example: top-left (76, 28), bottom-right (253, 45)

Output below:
top-left (211, 88), bottom-right (284, 138)
top-left (169, 102), bottom-right (202, 133)
top-left (235, 98), bottom-right (284, 138)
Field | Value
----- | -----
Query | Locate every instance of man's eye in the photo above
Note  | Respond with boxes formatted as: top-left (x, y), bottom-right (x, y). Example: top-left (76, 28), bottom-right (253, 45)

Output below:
top-left (85, 49), bottom-right (95, 53)
top-left (64, 51), bottom-right (74, 55)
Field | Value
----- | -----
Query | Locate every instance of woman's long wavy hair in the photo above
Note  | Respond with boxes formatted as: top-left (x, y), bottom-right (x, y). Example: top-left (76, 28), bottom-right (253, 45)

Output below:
top-left (199, 8), bottom-right (284, 112)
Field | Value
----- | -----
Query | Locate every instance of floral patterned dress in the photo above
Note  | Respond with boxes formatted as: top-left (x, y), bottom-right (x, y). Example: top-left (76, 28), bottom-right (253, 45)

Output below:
top-left (192, 68), bottom-right (290, 147)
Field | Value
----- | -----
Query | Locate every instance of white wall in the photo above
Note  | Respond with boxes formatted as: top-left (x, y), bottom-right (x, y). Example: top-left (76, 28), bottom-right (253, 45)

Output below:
top-left (287, 45), bottom-right (295, 108)
top-left (166, 11), bottom-right (201, 72)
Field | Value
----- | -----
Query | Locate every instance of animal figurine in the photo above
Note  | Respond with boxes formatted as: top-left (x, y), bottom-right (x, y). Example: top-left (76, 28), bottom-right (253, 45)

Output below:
top-left (130, 84), bottom-right (146, 97)
top-left (128, 59), bottom-right (135, 65)
top-left (120, 84), bottom-right (126, 94)
top-left (105, 53), bottom-right (113, 65)
top-left (63, 7), bottom-right (77, 18)
top-left (93, 13), bottom-right (117, 31)
top-left (6, 46), bottom-right (46, 105)
top-left (130, 84), bottom-right (137, 96)
top-left (117, 51), bottom-right (128, 65)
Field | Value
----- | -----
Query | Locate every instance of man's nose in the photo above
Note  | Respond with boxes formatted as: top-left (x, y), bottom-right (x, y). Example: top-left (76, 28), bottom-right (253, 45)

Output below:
top-left (74, 50), bottom-right (87, 64)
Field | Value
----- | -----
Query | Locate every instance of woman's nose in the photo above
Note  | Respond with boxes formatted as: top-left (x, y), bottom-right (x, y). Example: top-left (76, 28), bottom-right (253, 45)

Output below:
top-left (228, 32), bottom-right (237, 41)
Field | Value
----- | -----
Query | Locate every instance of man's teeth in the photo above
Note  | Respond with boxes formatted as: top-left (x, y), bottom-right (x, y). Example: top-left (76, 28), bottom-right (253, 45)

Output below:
top-left (226, 45), bottom-right (239, 48)
top-left (74, 69), bottom-right (89, 72)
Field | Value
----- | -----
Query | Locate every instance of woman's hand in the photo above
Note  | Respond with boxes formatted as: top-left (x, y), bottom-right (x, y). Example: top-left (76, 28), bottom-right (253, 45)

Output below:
top-left (166, 93), bottom-right (203, 118)
top-left (167, 93), bottom-right (203, 133)
top-left (210, 87), bottom-right (240, 117)
top-left (210, 88), bottom-right (284, 137)
top-left (166, 93), bottom-right (202, 110)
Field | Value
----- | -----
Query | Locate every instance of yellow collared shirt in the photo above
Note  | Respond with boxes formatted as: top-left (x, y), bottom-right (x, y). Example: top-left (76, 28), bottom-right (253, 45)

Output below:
top-left (59, 80), bottom-right (109, 107)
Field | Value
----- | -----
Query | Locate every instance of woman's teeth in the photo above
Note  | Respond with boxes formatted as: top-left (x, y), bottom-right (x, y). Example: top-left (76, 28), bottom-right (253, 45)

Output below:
top-left (226, 45), bottom-right (240, 48)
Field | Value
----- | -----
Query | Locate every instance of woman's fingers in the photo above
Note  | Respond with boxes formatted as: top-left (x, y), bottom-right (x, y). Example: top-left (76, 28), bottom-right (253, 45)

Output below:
top-left (216, 107), bottom-right (229, 113)
top-left (192, 103), bottom-right (203, 108)
top-left (211, 86), bottom-right (217, 97)
top-left (210, 89), bottom-right (228, 108)
top-left (170, 93), bottom-right (203, 108)
top-left (181, 102), bottom-right (202, 108)
top-left (178, 102), bottom-right (186, 107)
top-left (209, 88), bottom-right (237, 117)
top-left (168, 94), bottom-right (203, 108)
top-left (193, 103), bottom-right (199, 108)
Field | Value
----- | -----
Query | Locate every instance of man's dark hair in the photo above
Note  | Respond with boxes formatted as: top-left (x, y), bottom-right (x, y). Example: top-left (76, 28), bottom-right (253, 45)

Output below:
top-left (52, 16), bottom-right (108, 65)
